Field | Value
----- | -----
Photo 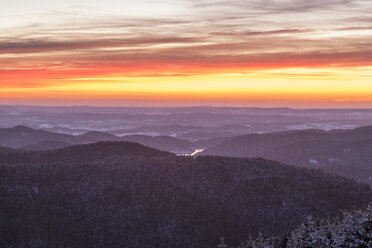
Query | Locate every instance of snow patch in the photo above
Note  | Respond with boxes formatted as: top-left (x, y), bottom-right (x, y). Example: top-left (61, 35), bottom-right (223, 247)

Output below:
top-left (33, 187), bottom-right (39, 194)
top-left (177, 149), bottom-right (204, 157)
top-left (309, 159), bottom-right (319, 165)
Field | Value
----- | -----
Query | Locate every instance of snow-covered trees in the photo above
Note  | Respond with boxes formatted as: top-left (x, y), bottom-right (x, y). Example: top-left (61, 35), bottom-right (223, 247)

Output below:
top-left (221, 205), bottom-right (372, 248)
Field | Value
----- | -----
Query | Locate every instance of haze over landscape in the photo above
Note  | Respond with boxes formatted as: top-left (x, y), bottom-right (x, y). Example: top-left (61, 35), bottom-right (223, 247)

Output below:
top-left (1, 0), bottom-right (372, 248)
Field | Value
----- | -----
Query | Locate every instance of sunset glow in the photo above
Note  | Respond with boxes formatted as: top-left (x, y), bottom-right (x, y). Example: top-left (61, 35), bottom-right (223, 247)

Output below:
top-left (1, 0), bottom-right (372, 107)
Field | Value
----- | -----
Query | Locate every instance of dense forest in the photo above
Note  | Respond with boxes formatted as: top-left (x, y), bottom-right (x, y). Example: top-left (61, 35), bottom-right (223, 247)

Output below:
top-left (1, 142), bottom-right (371, 248)
top-left (219, 204), bottom-right (372, 247)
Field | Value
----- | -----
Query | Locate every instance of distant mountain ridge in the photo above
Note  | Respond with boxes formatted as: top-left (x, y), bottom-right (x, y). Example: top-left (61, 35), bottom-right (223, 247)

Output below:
top-left (0, 126), bottom-right (96, 149)
top-left (2, 105), bottom-right (372, 141)
top-left (0, 125), bottom-right (229, 154)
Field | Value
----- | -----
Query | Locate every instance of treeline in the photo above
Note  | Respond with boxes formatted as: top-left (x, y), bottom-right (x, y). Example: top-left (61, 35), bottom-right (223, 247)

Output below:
top-left (1, 145), bottom-right (372, 247)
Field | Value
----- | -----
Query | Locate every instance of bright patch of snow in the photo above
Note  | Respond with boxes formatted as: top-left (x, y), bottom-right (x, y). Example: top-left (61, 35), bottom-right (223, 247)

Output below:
top-left (309, 159), bottom-right (319, 165)
top-left (177, 149), bottom-right (204, 157)
top-left (33, 187), bottom-right (39, 194)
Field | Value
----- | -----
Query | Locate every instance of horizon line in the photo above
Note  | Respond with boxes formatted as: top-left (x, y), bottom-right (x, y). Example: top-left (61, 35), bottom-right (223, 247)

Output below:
top-left (1, 103), bottom-right (372, 111)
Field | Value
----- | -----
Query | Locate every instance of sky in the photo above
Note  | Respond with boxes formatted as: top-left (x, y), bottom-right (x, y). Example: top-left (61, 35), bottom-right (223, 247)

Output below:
top-left (1, 0), bottom-right (372, 107)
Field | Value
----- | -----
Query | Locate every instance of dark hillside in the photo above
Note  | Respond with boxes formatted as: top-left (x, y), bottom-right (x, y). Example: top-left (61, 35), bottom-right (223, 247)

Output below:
top-left (122, 135), bottom-right (194, 154)
top-left (1, 148), bottom-right (371, 248)
top-left (0, 141), bottom-right (172, 164)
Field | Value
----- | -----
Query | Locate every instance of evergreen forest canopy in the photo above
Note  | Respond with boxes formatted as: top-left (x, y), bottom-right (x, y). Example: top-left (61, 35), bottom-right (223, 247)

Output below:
top-left (1, 142), bottom-right (371, 248)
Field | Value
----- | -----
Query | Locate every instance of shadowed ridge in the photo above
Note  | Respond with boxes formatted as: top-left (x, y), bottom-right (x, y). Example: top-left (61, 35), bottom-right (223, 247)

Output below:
top-left (0, 141), bottom-right (173, 164)
top-left (10, 125), bottom-right (34, 131)
top-left (61, 141), bottom-right (173, 158)
top-left (21, 140), bottom-right (71, 151)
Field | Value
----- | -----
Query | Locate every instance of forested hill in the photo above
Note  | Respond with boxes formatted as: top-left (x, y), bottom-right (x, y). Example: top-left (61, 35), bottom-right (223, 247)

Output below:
top-left (1, 149), bottom-right (372, 247)
top-left (201, 126), bottom-right (372, 184)
top-left (202, 126), bottom-right (372, 159)
top-left (0, 141), bottom-right (172, 164)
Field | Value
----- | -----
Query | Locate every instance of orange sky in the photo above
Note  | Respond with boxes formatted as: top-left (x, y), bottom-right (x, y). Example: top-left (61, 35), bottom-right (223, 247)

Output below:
top-left (1, 0), bottom-right (372, 107)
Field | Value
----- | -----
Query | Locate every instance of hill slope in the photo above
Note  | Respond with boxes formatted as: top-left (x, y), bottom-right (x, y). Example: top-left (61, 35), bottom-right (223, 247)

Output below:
top-left (1, 147), bottom-right (371, 248)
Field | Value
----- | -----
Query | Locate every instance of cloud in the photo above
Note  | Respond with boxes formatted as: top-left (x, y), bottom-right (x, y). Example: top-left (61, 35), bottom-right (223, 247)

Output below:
top-left (210, 29), bottom-right (312, 37)
top-left (1, 0), bottom-right (372, 82)
top-left (191, 0), bottom-right (361, 13)
top-left (0, 37), bottom-right (199, 54)
top-left (337, 26), bottom-right (372, 31)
